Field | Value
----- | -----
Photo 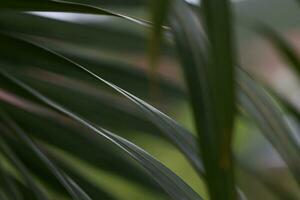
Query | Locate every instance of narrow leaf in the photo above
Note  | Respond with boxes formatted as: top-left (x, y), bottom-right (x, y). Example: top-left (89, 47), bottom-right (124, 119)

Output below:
top-left (239, 159), bottom-right (299, 200)
top-left (171, 1), bottom-right (237, 199)
top-left (0, 172), bottom-right (37, 200)
top-left (0, 33), bottom-right (204, 178)
top-left (237, 69), bottom-right (300, 184)
top-left (0, 0), bottom-right (149, 27)
top-left (258, 25), bottom-right (300, 76)
top-left (0, 112), bottom-right (92, 200)
top-left (0, 70), bottom-right (203, 200)
top-left (0, 89), bottom-right (161, 193)
top-left (149, 0), bottom-right (170, 67)
top-left (0, 134), bottom-right (49, 200)
top-left (0, 132), bottom-right (119, 200)
top-left (0, 164), bottom-right (23, 200)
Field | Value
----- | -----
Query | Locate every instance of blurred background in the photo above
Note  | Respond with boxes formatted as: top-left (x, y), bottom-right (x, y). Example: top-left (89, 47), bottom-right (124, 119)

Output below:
top-left (0, 0), bottom-right (300, 199)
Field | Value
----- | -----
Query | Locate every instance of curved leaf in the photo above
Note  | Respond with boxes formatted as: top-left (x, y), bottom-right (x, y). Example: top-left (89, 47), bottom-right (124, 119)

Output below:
top-left (0, 80), bottom-right (169, 194)
top-left (0, 0), bottom-right (149, 27)
top-left (237, 69), bottom-right (300, 184)
top-left (0, 112), bottom-right (92, 200)
top-left (0, 131), bottom-right (118, 200)
top-left (0, 164), bottom-right (23, 200)
top-left (257, 25), bottom-right (300, 76)
top-left (0, 134), bottom-right (49, 200)
top-left (0, 70), bottom-right (203, 200)
top-left (0, 33), bottom-right (204, 178)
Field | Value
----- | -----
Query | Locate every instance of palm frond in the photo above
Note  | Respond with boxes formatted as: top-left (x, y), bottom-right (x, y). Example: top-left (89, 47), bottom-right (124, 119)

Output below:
top-left (0, 0), bottom-right (299, 199)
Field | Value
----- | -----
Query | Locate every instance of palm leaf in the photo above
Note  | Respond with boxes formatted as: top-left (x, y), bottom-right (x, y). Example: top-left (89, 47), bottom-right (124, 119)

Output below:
top-left (258, 25), bottom-right (300, 76)
top-left (0, 130), bottom-right (118, 200)
top-left (0, 164), bottom-right (24, 200)
top-left (0, 69), bottom-right (203, 200)
top-left (0, 1), bottom-right (298, 199)
top-left (170, 1), bottom-right (237, 199)
top-left (149, 0), bottom-right (170, 67)
top-left (0, 0), bottom-right (149, 27)
top-left (0, 33), bottom-right (204, 178)
top-left (237, 69), bottom-right (300, 183)
top-left (0, 135), bottom-right (49, 200)
top-left (0, 112), bottom-right (92, 200)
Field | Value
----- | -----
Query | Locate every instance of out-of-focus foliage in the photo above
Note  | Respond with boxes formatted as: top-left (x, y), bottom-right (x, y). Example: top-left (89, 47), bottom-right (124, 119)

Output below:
top-left (0, 0), bottom-right (299, 200)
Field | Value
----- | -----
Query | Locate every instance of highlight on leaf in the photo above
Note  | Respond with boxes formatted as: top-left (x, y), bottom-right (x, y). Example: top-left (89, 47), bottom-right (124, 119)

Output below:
top-left (0, 0), bottom-right (299, 199)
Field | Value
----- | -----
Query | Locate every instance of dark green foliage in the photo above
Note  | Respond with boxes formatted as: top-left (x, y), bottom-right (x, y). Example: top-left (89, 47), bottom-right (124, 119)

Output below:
top-left (0, 0), bottom-right (299, 200)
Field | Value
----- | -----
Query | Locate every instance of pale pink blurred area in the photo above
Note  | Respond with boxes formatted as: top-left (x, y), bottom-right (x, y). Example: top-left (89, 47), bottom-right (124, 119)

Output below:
top-left (242, 29), bottom-right (300, 110)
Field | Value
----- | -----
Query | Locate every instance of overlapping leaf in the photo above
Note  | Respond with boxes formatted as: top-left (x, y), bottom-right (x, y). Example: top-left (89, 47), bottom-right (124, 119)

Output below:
top-left (0, 112), bottom-right (93, 200)
top-left (0, 69), bottom-right (203, 200)
top-left (0, 33), bottom-right (204, 177)
top-left (0, 135), bottom-right (49, 200)
top-left (170, 1), bottom-right (236, 199)
top-left (0, 0), bottom-right (149, 26)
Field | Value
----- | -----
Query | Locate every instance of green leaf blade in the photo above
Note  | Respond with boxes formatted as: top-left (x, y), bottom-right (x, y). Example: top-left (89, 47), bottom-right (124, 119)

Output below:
top-left (170, 1), bottom-right (237, 199)
top-left (0, 0), bottom-right (149, 27)
top-left (0, 69), bottom-right (203, 200)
